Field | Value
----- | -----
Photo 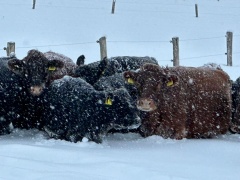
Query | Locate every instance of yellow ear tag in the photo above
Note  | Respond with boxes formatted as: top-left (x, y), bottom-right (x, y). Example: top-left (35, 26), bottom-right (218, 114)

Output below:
top-left (105, 97), bottom-right (112, 106)
top-left (167, 80), bottom-right (174, 87)
top-left (127, 78), bottom-right (134, 84)
top-left (48, 66), bottom-right (56, 71)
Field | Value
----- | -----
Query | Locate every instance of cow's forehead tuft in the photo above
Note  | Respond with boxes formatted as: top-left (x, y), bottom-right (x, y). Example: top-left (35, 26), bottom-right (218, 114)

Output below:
top-left (23, 51), bottom-right (48, 65)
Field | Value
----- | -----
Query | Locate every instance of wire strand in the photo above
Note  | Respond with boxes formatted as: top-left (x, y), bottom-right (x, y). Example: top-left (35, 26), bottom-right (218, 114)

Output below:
top-left (15, 42), bottom-right (96, 49)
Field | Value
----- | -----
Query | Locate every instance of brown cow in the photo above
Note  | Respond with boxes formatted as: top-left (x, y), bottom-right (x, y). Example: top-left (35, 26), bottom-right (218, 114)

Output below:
top-left (123, 63), bottom-right (232, 139)
top-left (8, 49), bottom-right (76, 96)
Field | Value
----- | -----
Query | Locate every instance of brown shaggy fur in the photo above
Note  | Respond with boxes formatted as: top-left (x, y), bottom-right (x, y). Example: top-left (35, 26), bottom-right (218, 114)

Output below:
top-left (44, 51), bottom-right (77, 78)
top-left (124, 64), bottom-right (232, 139)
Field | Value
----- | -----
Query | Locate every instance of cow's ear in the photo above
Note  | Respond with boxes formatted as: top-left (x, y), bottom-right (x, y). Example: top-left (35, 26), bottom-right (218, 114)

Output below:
top-left (47, 60), bottom-right (64, 71)
top-left (99, 57), bottom-right (108, 76)
top-left (76, 55), bottom-right (85, 66)
top-left (123, 71), bottom-right (136, 84)
top-left (8, 59), bottom-right (24, 75)
top-left (166, 74), bottom-right (179, 87)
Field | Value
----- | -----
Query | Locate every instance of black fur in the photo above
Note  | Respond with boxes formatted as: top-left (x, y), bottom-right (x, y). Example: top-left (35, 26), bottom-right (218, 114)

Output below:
top-left (74, 56), bottom-right (158, 86)
top-left (76, 55), bottom-right (85, 66)
top-left (0, 57), bottom-right (26, 134)
top-left (232, 78), bottom-right (240, 126)
top-left (74, 57), bottom-right (108, 85)
top-left (102, 56), bottom-right (158, 77)
top-left (41, 77), bottom-right (140, 143)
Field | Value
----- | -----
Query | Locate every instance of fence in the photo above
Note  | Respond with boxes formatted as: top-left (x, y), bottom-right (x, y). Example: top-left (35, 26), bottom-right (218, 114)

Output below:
top-left (2, 31), bottom-right (236, 66)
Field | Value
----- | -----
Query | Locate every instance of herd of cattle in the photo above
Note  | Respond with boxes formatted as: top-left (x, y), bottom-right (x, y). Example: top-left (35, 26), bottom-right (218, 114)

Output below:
top-left (0, 49), bottom-right (240, 143)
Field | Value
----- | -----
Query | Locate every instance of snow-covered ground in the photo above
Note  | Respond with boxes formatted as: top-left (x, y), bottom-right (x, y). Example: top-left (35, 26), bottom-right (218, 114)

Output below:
top-left (1, 0), bottom-right (240, 179)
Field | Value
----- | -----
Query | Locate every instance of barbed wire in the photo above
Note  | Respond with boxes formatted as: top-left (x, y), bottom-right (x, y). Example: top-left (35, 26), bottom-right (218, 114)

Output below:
top-left (180, 53), bottom-right (225, 60)
top-left (159, 53), bottom-right (224, 62)
top-left (1, 36), bottom-right (240, 61)
top-left (1, 2), bottom-right (240, 16)
top-left (161, 51), bottom-right (240, 62)
top-left (1, 35), bottom-right (233, 51)
top-left (0, 41), bottom-right (97, 52)
top-left (108, 40), bottom-right (170, 43)
top-left (180, 36), bottom-right (225, 42)
top-left (15, 42), bottom-right (96, 49)
top-left (109, 34), bottom-right (240, 43)
top-left (2, 1), bottom-right (240, 9)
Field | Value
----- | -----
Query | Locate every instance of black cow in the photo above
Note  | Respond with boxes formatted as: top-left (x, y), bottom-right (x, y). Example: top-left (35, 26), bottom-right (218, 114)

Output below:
top-left (74, 56), bottom-right (158, 85)
top-left (92, 57), bottom-right (159, 133)
top-left (0, 56), bottom-right (26, 134)
top-left (0, 56), bottom-right (47, 131)
top-left (93, 73), bottom-right (145, 134)
top-left (94, 73), bottom-right (139, 103)
top-left (231, 77), bottom-right (240, 132)
top-left (11, 91), bottom-right (46, 130)
top-left (93, 72), bottom-right (139, 104)
top-left (41, 76), bottom-right (141, 143)
top-left (73, 57), bottom-right (108, 85)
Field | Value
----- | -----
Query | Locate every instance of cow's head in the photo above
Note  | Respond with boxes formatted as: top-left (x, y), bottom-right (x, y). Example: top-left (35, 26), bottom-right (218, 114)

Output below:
top-left (123, 63), bottom-right (179, 112)
top-left (8, 49), bottom-right (64, 96)
top-left (74, 57), bottom-right (108, 85)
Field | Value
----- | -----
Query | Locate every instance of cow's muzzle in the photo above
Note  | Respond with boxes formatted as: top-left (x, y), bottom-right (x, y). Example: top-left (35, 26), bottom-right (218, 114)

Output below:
top-left (137, 98), bottom-right (157, 112)
top-left (30, 84), bottom-right (45, 96)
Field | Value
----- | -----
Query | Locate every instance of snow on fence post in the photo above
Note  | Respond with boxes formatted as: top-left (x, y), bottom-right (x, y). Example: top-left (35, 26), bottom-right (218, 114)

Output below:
top-left (97, 36), bottom-right (107, 60)
top-left (171, 37), bottom-right (179, 66)
top-left (32, 0), bottom-right (36, 9)
top-left (195, 4), bottom-right (198, 18)
top-left (226, 31), bottom-right (233, 66)
top-left (111, 0), bottom-right (116, 14)
top-left (3, 42), bottom-right (15, 56)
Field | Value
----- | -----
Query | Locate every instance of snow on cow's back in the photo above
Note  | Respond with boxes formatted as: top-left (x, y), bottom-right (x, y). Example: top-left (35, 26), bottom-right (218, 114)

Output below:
top-left (103, 56), bottom-right (159, 76)
top-left (202, 63), bottom-right (222, 71)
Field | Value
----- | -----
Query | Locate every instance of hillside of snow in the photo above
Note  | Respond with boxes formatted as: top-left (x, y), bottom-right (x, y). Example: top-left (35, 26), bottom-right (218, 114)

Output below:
top-left (1, 0), bottom-right (240, 180)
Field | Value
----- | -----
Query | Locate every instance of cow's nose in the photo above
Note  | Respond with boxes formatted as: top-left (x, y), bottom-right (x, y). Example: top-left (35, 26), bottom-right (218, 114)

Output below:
top-left (137, 98), bottom-right (157, 112)
top-left (30, 86), bottom-right (44, 96)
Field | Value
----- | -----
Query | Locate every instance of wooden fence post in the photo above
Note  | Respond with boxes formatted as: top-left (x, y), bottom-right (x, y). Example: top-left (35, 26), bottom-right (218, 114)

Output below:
top-left (226, 31), bottom-right (233, 66)
top-left (33, 0), bottom-right (36, 9)
top-left (97, 36), bottom-right (107, 60)
top-left (195, 4), bottom-right (198, 17)
top-left (171, 37), bottom-right (179, 66)
top-left (4, 42), bottom-right (15, 56)
top-left (111, 0), bottom-right (116, 14)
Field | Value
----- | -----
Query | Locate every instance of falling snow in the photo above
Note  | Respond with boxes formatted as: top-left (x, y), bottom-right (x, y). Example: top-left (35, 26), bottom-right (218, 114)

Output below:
top-left (0, 0), bottom-right (240, 180)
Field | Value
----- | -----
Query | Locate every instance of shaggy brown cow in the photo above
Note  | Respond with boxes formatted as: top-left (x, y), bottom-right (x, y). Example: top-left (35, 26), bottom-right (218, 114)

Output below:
top-left (123, 63), bottom-right (232, 139)
top-left (8, 49), bottom-right (76, 96)
top-left (44, 51), bottom-right (77, 76)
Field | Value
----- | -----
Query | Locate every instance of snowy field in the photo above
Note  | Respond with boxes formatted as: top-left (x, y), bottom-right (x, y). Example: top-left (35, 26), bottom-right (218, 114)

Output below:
top-left (1, 0), bottom-right (240, 179)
